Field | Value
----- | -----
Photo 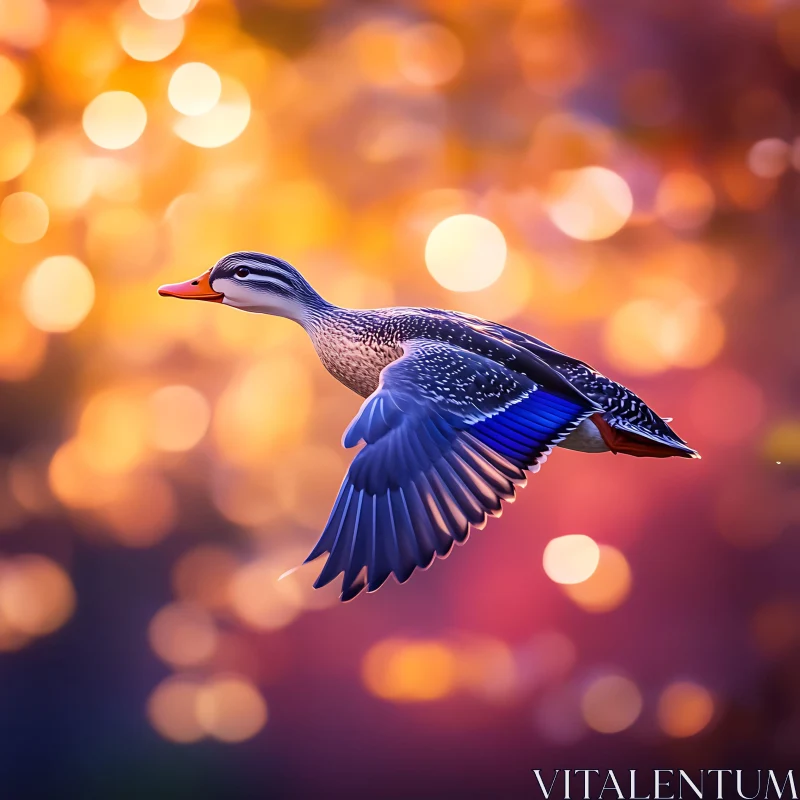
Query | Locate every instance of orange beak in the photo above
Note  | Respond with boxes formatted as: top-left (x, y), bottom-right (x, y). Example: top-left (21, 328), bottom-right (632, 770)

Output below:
top-left (158, 269), bottom-right (224, 302)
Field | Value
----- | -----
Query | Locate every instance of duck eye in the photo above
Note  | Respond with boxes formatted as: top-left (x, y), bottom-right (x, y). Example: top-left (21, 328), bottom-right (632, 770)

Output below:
top-left (235, 267), bottom-right (250, 278)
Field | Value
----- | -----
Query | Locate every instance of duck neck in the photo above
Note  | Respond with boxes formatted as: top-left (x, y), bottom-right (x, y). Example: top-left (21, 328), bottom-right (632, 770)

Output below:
top-left (297, 290), bottom-right (337, 331)
top-left (246, 267), bottom-right (337, 330)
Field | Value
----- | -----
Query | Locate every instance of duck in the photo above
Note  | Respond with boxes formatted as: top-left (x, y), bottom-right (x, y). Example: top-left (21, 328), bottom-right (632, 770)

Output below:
top-left (159, 252), bottom-right (699, 601)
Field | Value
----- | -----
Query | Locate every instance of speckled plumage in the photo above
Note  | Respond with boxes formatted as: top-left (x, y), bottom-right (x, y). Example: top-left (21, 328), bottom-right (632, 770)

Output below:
top-left (167, 252), bottom-right (699, 601)
top-left (305, 304), bottom-right (693, 459)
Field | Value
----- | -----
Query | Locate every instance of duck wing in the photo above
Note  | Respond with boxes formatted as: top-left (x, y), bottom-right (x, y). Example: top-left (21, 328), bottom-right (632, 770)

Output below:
top-left (448, 313), bottom-right (698, 458)
top-left (304, 338), bottom-right (598, 601)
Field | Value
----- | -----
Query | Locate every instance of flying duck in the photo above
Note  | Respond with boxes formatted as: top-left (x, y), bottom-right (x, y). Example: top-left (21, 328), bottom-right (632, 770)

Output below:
top-left (159, 252), bottom-right (699, 601)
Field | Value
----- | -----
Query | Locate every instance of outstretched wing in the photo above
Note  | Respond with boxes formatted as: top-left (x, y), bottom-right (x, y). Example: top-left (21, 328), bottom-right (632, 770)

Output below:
top-left (304, 339), bottom-right (599, 601)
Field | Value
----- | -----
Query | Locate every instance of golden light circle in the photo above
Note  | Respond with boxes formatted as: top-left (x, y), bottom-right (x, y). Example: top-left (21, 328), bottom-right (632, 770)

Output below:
top-left (581, 674), bottom-right (642, 734)
top-left (230, 559), bottom-right (304, 630)
top-left (425, 214), bottom-right (507, 292)
top-left (169, 62), bottom-right (222, 116)
top-left (117, 3), bottom-right (184, 62)
top-left (148, 602), bottom-right (218, 667)
top-left (654, 301), bottom-right (725, 369)
top-left (563, 545), bottom-right (632, 612)
top-left (21, 133), bottom-right (94, 212)
top-left (604, 296), bottom-right (725, 375)
top-left (747, 138), bottom-right (790, 178)
top-left (195, 676), bottom-right (268, 742)
top-left (77, 388), bottom-right (148, 475)
top-left (0, 55), bottom-right (24, 114)
top-left (100, 472), bottom-right (176, 547)
top-left (542, 534), bottom-right (600, 585)
top-left (213, 359), bottom-right (312, 467)
top-left (545, 166), bottom-right (633, 241)
top-left (0, 192), bottom-right (49, 243)
top-left (604, 299), bottom-right (670, 374)
top-left (0, 112), bottom-right (35, 181)
top-left (362, 638), bottom-right (458, 702)
top-left (397, 23), bottom-right (464, 87)
top-left (48, 438), bottom-right (119, 509)
top-left (0, 0), bottom-right (50, 49)
top-left (21, 256), bottom-right (95, 333)
top-left (83, 91), bottom-right (147, 150)
top-left (147, 676), bottom-right (205, 743)
top-left (656, 171), bottom-right (716, 231)
top-left (139, 0), bottom-right (192, 20)
top-left (148, 385), bottom-right (211, 452)
top-left (349, 19), bottom-right (405, 87)
top-left (173, 75), bottom-right (251, 148)
top-left (657, 681), bottom-right (715, 738)
top-left (0, 555), bottom-right (76, 636)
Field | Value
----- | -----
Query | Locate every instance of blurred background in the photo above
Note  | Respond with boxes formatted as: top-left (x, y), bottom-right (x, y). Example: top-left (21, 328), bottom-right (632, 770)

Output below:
top-left (0, 0), bottom-right (798, 796)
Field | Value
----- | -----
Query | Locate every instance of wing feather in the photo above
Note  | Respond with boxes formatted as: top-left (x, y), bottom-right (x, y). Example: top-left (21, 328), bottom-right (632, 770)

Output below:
top-left (307, 339), bottom-right (594, 599)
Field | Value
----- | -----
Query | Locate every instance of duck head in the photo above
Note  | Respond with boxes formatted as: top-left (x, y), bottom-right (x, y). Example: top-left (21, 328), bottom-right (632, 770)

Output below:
top-left (158, 251), bottom-right (328, 323)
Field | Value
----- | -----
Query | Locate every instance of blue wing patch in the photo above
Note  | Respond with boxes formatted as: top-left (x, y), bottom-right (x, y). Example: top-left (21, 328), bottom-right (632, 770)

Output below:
top-left (469, 391), bottom-right (585, 464)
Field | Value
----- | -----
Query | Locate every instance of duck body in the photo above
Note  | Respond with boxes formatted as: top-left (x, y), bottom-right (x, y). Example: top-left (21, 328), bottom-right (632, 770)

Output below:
top-left (305, 304), bottom-right (695, 459)
top-left (159, 251), bottom-right (699, 600)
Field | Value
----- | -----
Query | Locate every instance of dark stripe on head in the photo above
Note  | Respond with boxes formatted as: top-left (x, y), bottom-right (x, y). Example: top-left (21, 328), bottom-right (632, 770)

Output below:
top-left (246, 268), bottom-right (294, 288)
top-left (214, 252), bottom-right (294, 286)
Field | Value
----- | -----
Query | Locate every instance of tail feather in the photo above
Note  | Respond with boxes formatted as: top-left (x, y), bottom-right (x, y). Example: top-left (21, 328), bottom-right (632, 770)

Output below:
top-left (592, 413), bottom-right (700, 459)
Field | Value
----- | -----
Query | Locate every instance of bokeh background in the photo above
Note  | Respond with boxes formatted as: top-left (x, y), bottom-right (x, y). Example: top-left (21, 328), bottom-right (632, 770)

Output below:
top-left (0, 0), bottom-right (799, 796)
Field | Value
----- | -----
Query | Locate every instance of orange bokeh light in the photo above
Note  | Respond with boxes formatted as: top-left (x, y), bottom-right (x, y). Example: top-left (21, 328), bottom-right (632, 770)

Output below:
top-left (1, 192), bottom-right (49, 243)
top-left (0, 555), bottom-right (76, 637)
top-left (0, 112), bottom-right (35, 181)
top-left (362, 638), bottom-right (458, 702)
top-left (195, 675), bottom-right (268, 742)
top-left (147, 676), bottom-right (205, 743)
top-left (656, 171), bottom-right (715, 231)
top-left (563, 545), bottom-right (632, 613)
top-left (148, 602), bottom-right (219, 667)
top-left (545, 167), bottom-right (633, 241)
top-left (21, 256), bottom-right (95, 334)
top-left (657, 681), bottom-right (715, 738)
top-left (581, 674), bottom-right (642, 734)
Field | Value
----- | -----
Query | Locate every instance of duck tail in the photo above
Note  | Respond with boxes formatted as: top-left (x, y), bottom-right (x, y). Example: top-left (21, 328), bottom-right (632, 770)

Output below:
top-left (591, 413), bottom-right (700, 459)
